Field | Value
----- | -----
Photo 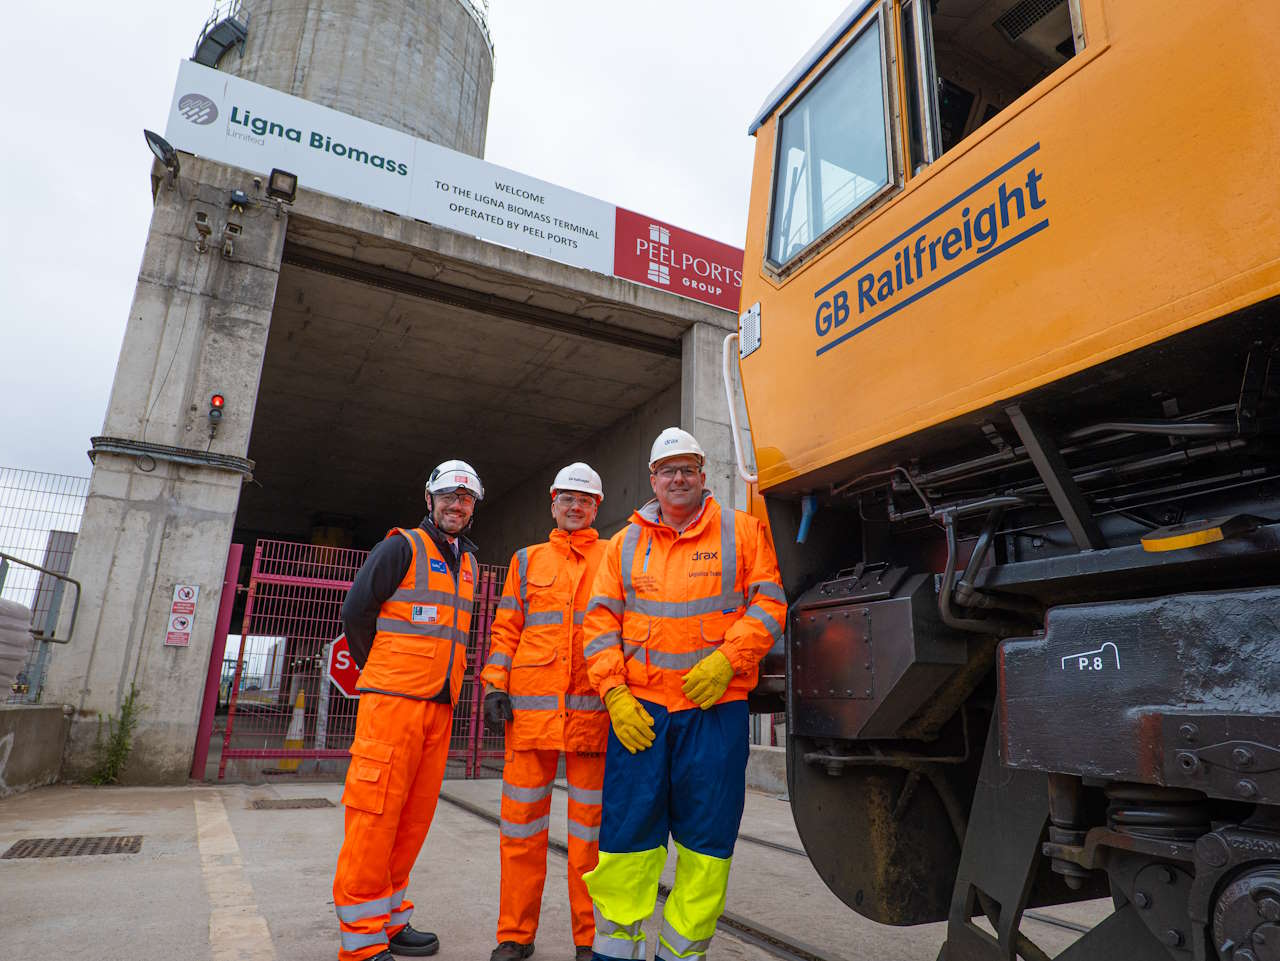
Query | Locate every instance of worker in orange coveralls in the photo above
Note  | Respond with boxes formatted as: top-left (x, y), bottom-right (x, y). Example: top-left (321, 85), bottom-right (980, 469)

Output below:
top-left (480, 462), bottom-right (611, 961)
top-left (332, 459), bottom-right (484, 961)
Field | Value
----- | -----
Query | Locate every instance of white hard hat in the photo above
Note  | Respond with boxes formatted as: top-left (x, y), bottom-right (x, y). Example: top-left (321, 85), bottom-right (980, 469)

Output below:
top-left (427, 459), bottom-right (484, 501)
top-left (649, 427), bottom-right (706, 471)
top-left (550, 462), bottom-right (604, 502)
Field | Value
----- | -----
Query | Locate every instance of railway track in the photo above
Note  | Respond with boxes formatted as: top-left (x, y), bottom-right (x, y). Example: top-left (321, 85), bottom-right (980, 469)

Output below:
top-left (438, 791), bottom-right (839, 961)
top-left (444, 784), bottom-right (1095, 958)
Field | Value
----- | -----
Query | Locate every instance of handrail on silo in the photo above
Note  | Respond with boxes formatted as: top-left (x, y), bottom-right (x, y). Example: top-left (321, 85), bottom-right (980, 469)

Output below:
top-left (458, 0), bottom-right (494, 57)
top-left (193, 0), bottom-right (250, 68)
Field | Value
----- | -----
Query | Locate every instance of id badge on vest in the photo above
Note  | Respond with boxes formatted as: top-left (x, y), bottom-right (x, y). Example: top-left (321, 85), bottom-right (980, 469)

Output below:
top-left (411, 604), bottom-right (438, 624)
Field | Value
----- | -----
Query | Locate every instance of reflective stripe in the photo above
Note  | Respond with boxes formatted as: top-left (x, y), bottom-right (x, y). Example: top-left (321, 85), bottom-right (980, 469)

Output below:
top-left (719, 509), bottom-right (737, 601)
top-left (567, 783), bottom-right (603, 805)
top-left (568, 818), bottom-right (600, 841)
top-left (622, 641), bottom-right (645, 660)
top-left (590, 595), bottom-right (624, 616)
top-left (565, 694), bottom-right (605, 712)
top-left (376, 619), bottom-right (466, 644)
top-left (390, 586), bottom-right (462, 605)
top-left (744, 604), bottom-right (784, 642)
top-left (486, 650), bottom-right (512, 669)
top-left (574, 611), bottom-right (586, 625)
top-left (629, 594), bottom-right (741, 619)
top-left (595, 905), bottom-right (644, 939)
top-left (340, 930), bottom-right (389, 952)
top-left (524, 610), bottom-right (565, 626)
top-left (502, 781), bottom-right (554, 803)
top-left (402, 529), bottom-right (434, 603)
top-left (500, 814), bottom-right (550, 838)
top-left (517, 548), bottom-right (530, 608)
top-left (647, 647), bottom-right (719, 670)
top-left (335, 896), bottom-right (391, 922)
top-left (594, 932), bottom-right (646, 960)
top-left (659, 921), bottom-right (712, 958)
top-left (748, 580), bottom-right (786, 604)
top-left (585, 631), bottom-right (622, 658)
top-left (510, 694), bottom-right (559, 711)
top-left (619, 524), bottom-right (642, 606)
top-left (497, 596), bottom-right (520, 611)
top-left (387, 886), bottom-right (411, 928)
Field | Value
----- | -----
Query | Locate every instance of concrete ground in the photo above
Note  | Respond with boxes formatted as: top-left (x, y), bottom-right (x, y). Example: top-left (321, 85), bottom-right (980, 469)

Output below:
top-left (0, 779), bottom-right (1111, 961)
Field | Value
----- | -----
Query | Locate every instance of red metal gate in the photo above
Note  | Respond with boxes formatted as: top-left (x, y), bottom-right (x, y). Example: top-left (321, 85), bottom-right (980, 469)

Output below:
top-left (216, 539), bottom-right (507, 780)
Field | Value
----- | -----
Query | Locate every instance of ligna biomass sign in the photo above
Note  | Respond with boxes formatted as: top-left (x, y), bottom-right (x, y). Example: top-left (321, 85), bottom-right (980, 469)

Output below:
top-left (164, 60), bottom-right (741, 309)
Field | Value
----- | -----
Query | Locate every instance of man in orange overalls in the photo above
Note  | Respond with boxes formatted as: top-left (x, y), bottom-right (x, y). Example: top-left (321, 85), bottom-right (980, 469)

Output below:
top-left (481, 463), bottom-right (610, 961)
top-left (332, 459), bottom-right (484, 961)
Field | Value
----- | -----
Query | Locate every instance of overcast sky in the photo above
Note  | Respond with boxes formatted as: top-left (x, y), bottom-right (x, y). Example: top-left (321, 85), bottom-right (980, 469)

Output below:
top-left (0, 0), bottom-right (848, 479)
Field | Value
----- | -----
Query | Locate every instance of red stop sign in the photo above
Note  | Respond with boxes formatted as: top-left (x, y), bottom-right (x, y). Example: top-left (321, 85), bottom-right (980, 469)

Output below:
top-left (327, 634), bottom-right (361, 699)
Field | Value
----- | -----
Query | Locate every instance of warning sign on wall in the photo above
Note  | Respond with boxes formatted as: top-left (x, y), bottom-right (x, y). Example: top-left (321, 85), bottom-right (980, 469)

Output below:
top-left (165, 584), bottom-right (200, 647)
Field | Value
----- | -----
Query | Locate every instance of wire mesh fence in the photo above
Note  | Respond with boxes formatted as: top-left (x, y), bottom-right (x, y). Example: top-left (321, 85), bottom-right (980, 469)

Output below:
top-left (218, 539), bottom-right (508, 780)
top-left (0, 467), bottom-right (89, 703)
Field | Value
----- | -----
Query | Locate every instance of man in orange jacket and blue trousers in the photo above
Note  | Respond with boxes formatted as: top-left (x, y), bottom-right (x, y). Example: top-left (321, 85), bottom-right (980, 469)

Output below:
top-left (582, 428), bottom-right (787, 961)
top-left (332, 460), bottom-right (485, 961)
top-left (481, 463), bottom-right (611, 961)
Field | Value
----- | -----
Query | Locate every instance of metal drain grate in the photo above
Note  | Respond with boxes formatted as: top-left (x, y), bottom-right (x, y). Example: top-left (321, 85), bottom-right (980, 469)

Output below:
top-left (251, 797), bottom-right (335, 810)
top-left (2, 835), bottom-right (143, 859)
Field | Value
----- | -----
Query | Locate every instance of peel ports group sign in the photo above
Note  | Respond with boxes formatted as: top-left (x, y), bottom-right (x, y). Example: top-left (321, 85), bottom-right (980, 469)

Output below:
top-left (164, 60), bottom-right (743, 311)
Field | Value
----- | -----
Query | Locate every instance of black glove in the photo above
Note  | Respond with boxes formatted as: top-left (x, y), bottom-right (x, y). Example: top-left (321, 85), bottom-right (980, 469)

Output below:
top-left (483, 690), bottom-right (514, 734)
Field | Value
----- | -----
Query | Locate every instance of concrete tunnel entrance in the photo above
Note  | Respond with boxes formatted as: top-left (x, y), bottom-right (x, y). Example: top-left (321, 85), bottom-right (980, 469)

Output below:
top-left (233, 230), bottom-right (699, 563)
top-left (213, 214), bottom-right (729, 780)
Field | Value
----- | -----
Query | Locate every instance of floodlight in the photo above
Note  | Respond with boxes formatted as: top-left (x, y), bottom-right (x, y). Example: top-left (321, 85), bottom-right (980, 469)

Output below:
top-left (266, 168), bottom-right (298, 204)
top-left (143, 129), bottom-right (180, 178)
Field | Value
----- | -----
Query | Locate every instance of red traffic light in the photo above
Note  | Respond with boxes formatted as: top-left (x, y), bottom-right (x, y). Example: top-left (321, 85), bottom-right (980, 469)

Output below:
top-left (210, 394), bottom-right (225, 408)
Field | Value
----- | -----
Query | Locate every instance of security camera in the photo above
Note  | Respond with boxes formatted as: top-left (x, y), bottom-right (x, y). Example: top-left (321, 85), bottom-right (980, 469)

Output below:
top-left (221, 221), bottom-right (241, 259)
top-left (194, 211), bottom-right (212, 237)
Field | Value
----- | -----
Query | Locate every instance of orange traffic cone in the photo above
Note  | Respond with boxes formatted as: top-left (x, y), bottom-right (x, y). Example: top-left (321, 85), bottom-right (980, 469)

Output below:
top-left (278, 689), bottom-right (305, 772)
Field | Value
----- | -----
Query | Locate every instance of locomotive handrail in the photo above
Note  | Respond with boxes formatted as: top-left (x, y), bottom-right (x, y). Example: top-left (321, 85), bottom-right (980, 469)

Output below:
top-left (723, 332), bottom-right (758, 485)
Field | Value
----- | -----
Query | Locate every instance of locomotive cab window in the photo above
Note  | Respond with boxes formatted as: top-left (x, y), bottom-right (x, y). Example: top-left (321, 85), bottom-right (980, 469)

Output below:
top-left (768, 10), bottom-right (895, 268)
top-left (905, 0), bottom-right (1084, 168)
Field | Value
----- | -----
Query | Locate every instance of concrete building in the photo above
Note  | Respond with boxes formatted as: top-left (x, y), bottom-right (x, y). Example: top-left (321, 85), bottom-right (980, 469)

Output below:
top-left (44, 0), bottom-right (752, 783)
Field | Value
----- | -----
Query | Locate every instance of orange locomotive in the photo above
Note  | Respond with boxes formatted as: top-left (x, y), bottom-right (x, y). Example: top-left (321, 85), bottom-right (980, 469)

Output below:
top-left (731, 2), bottom-right (1280, 960)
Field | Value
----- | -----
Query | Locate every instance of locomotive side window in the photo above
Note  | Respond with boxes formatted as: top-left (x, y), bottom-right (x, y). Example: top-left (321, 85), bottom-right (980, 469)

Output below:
top-left (768, 12), bottom-right (895, 268)
top-left (909, 0), bottom-right (1083, 160)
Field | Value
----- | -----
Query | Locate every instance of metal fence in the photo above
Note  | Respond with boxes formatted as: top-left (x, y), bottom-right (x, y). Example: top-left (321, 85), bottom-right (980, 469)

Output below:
top-left (217, 539), bottom-right (506, 780)
top-left (0, 467), bottom-right (89, 703)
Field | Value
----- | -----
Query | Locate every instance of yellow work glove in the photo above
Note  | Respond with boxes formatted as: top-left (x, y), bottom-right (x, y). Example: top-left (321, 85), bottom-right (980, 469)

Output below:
top-left (681, 650), bottom-right (735, 709)
top-left (603, 685), bottom-right (656, 754)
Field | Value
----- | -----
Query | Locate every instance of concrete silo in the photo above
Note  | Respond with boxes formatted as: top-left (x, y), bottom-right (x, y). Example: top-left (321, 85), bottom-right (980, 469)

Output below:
top-left (213, 0), bottom-right (493, 155)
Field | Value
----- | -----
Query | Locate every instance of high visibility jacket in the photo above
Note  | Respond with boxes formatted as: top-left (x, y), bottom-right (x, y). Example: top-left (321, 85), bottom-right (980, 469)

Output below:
top-left (481, 528), bottom-right (610, 751)
top-left (583, 492), bottom-right (786, 711)
top-left (357, 527), bottom-right (477, 703)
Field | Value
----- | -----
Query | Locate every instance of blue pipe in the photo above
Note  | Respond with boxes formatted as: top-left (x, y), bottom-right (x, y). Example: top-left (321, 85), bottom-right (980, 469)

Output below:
top-left (797, 494), bottom-right (818, 544)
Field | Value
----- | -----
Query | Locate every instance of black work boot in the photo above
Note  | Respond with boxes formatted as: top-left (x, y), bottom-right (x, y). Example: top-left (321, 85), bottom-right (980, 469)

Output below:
top-left (388, 924), bottom-right (440, 956)
top-left (574, 946), bottom-right (593, 961)
top-left (490, 941), bottom-right (535, 961)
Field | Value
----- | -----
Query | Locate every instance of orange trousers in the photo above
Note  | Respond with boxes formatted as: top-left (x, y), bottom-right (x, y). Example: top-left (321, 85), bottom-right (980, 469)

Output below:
top-left (333, 693), bottom-right (452, 961)
top-left (498, 748), bottom-right (605, 948)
